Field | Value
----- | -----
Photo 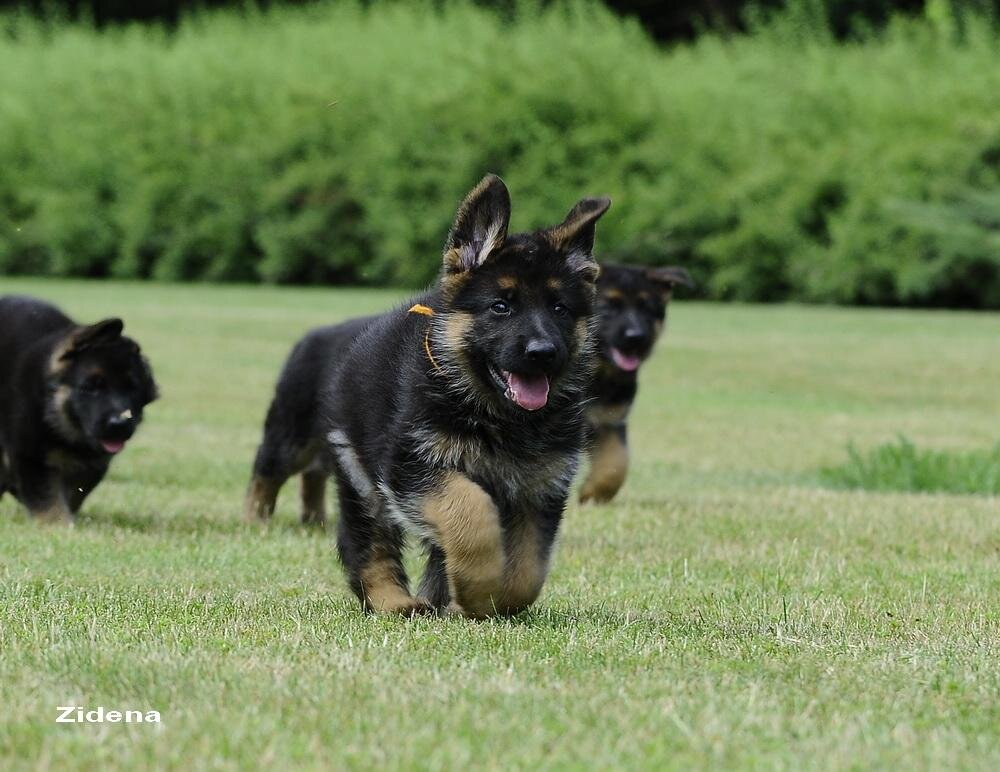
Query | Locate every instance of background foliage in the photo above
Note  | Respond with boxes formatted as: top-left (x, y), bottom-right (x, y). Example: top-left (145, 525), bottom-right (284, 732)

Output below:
top-left (1, 1), bottom-right (999, 305)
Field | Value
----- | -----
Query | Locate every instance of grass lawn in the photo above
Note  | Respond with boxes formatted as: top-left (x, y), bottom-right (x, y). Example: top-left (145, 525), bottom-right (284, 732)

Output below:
top-left (1, 278), bottom-right (998, 770)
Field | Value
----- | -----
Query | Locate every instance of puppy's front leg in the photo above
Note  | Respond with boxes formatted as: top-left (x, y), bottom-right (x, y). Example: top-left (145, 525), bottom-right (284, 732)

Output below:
top-left (422, 472), bottom-right (505, 619)
top-left (19, 466), bottom-right (74, 525)
top-left (580, 426), bottom-right (629, 504)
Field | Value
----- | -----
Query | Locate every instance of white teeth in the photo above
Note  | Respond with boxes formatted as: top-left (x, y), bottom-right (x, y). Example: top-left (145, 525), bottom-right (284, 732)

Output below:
top-left (120, 409), bottom-right (133, 420)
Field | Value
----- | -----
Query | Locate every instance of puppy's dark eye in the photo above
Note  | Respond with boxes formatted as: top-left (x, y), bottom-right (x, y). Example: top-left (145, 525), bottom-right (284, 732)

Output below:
top-left (553, 302), bottom-right (570, 317)
top-left (83, 375), bottom-right (106, 392)
top-left (490, 300), bottom-right (511, 316)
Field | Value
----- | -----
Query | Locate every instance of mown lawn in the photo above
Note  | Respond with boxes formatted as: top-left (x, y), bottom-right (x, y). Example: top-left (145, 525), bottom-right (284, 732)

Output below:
top-left (1, 279), bottom-right (998, 770)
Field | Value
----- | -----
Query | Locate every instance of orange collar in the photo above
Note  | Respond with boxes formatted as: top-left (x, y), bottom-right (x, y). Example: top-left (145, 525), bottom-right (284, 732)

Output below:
top-left (407, 304), bottom-right (444, 375)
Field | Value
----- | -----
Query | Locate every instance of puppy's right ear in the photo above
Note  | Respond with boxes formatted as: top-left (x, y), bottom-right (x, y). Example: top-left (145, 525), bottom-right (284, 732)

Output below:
top-left (62, 318), bottom-right (124, 359)
top-left (442, 174), bottom-right (511, 277)
top-left (647, 266), bottom-right (694, 296)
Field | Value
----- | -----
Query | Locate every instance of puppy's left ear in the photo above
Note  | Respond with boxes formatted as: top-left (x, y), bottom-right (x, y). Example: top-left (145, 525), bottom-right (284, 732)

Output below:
top-left (62, 318), bottom-right (124, 359)
top-left (548, 197), bottom-right (611, 284)
top-left (647, 266), bottom-right (694, 297)
top-left (443, 174), bottom-right (511, 276)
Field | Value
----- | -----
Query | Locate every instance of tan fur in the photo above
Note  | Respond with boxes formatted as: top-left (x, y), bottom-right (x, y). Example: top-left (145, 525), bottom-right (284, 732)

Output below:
top-left (603, 289), bottom-right (624, 301)
top-left (546, 278), bottom-right (563, 291)
top-left (498, 276), bottom-right (518, 290)
top-left (245, 476), bottom-right (281, 522)
top-left (359, 555), bottom-right (428, 615)
top-left (33, 497), bottom-right (74, 525)
top-left (441, 254), bottom-right (471, 298)
top-left (499, 519), bottom-right (548, 615)
top-left (299, 470), bottom-right (327, 527)
top-left (440, 311), bottom-right (473, 357)
top-left (422, 471), bottom-right (505, 618)
top-left (580, 430), bottom-right (629, 504)
top-left (587, 403), bottom-right (630, 427)
top-left (574, 318), bottom-right (590, 350)
top-left (47, 334), bottom-right (75, 376)
top-left (44, 384), bottom-right (83, 444)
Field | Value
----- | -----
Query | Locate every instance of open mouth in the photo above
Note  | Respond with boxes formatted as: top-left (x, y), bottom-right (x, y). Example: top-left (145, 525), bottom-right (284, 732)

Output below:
top-left (100, 439), bottom-right (127, 455)
top-left (610, 347), bottom-right (642, 372)
top-left (488, 364), bottom-right (550, 411)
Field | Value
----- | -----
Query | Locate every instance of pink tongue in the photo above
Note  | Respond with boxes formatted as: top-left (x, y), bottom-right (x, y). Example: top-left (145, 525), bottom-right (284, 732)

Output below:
top-left (101, 440), bottom-right (126, 455)
top-left (506, 372), bottom-right (550, 411)
top-left (611, 348), bottom-right (641, 372)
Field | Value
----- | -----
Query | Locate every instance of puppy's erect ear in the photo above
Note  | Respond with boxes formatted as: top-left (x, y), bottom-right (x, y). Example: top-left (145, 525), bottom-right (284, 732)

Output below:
top-left (647, 266), bottom-right (695, 297)
top-left (548, 196), bottom-right (611, 284)
top-left (62, 318), bottom-right (124, 359)
top-left (443, 174), bottom-right (511, 276)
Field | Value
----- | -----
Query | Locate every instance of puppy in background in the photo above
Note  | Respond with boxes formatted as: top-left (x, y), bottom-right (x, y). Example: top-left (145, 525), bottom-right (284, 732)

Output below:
top-left (0, 296), bottom-right (158, 523)
top-left (579, 264), bottom-right (693, 504)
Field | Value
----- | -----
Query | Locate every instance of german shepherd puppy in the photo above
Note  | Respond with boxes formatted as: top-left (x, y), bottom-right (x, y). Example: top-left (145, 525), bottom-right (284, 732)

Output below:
top-left (0, 296), bottom-right (158, 523)
top-left (246, 175), bottom-right (609, 617)
top-left (578, 263), bottom-right (693, 504)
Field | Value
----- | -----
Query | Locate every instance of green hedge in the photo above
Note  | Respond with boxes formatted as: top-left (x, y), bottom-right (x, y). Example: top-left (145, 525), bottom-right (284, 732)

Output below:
top-left (1, 1), bottom-right (999, 305)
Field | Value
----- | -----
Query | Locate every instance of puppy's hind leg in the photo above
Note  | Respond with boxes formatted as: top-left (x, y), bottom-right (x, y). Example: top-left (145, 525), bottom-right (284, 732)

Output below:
top-left (417, 545), bottom-right (452, 612)
top-left (245, 437), bottom-right (292, 522)
top-left (299, 469), bottom-right (328, 528)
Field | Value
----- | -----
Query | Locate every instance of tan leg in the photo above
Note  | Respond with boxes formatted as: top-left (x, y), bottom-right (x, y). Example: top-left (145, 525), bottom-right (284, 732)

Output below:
top-left (359, 552), bottom-right (431, 616)
top-left (244, 475), bottom-right (282, 522)
top-left (580, 430), bottom-right (629, 504)
top-left (300, 471), bottom-right (327, 527)
top-left (32, 497), bottom-right (74, 526)
top-left (423, 472), bottom-right (505, 619)
top-left (498, 519), bottom-right (548, 616)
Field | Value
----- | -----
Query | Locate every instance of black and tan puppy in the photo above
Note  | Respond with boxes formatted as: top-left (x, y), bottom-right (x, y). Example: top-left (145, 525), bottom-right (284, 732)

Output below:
top-left (0, 296), bottom-right (158, 523)
top-left (247, 175), bottom-right (609, 617)
top-left (578, 263), bottom-right (693, 504)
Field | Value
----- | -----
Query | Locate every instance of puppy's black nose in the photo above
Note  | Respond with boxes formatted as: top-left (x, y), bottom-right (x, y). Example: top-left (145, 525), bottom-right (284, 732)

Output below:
top-left (525, 339), bottom-right (557, 365)
top-left (623, 328), bottom-right (648, 346)
top-left (104, 412), bottom-right (135, 437)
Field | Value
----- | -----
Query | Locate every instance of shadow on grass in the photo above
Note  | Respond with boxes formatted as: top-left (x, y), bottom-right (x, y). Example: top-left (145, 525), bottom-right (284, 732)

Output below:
top-left (73, 507), bottom-right (332, 538)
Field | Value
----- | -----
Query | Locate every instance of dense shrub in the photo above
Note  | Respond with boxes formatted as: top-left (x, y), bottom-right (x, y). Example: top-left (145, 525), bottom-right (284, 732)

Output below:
top-left (0, 1), bottom-right (998, 305)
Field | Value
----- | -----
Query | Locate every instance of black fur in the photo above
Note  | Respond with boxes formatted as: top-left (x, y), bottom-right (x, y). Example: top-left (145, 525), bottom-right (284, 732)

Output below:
top-left (244, 315), bottom-right (376, 526)
top-left (578, 263), bottom-right (693, 503)
top-left (0, 296), bottom-right (158, 522)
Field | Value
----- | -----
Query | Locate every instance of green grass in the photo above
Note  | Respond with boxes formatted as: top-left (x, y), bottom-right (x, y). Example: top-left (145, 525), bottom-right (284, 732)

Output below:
top-left (1, 279), bottom-right (998, 770)
top-left (823, 436), bottom-right (1000, 495)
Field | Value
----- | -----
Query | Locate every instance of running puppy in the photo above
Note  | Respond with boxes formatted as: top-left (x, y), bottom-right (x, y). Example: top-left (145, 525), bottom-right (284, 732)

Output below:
top-left (0, 296), bottom-right (158, 523)
top-left (579, 263), bottom-right (693, 504)
top-left (305, 174), bottom-right (608, 617)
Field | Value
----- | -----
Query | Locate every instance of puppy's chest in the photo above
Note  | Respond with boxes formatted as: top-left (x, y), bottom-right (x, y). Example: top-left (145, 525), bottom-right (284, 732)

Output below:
top-left (409, 425), bottom-right (578, 508)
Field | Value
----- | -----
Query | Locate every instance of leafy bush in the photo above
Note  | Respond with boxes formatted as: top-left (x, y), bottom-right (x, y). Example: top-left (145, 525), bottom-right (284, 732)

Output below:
top-left (0, 1), bottom-right (998, 305)
top-left (821, 436), bottom-right (1000, 495)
